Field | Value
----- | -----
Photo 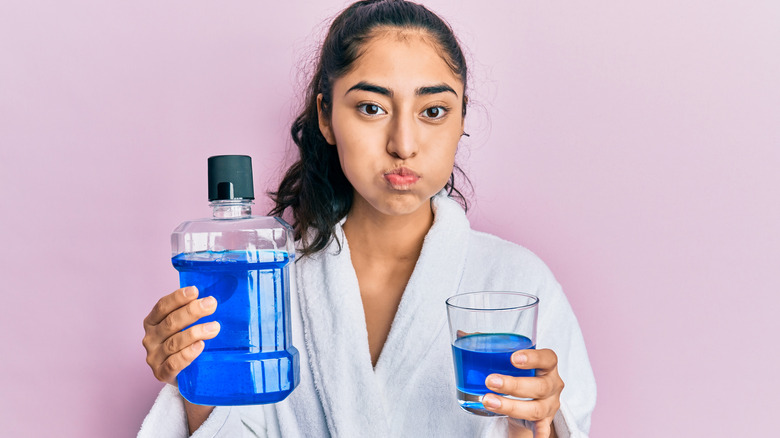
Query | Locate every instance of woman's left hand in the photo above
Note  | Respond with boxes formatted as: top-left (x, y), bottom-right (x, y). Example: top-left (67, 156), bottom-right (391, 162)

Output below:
top-left (482, 348), bottom-right (564, 438)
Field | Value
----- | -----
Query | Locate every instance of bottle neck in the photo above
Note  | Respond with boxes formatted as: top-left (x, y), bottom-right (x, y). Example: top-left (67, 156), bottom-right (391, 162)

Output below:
top-left (210, 199), bottom-right (253, 219)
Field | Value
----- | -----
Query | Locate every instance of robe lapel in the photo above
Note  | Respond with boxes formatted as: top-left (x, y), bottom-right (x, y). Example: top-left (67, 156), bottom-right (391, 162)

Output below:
top-left (296, 225), bottom-right (390, 437)
top-left (374, 195), bottom-right (470, 412)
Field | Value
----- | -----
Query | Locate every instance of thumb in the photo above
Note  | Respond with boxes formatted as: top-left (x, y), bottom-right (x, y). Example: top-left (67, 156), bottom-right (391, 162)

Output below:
top-left (533, 418), bottom-right (553, 438)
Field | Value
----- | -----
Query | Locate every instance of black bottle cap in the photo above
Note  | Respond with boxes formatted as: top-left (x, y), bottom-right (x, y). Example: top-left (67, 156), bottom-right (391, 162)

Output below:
top-left (207, 155), bottom-right (255, 200)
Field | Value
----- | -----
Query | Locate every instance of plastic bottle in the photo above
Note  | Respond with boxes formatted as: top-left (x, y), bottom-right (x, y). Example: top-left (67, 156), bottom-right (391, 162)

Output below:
top-left (171, 155), bottom-right (300, 405)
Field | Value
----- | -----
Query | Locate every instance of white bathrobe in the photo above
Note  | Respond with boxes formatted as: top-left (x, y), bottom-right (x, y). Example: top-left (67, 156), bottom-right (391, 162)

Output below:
top-left (139, 193), bottom-right (596, 438)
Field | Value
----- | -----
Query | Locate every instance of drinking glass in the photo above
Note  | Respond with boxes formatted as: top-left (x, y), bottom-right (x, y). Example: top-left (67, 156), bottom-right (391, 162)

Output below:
top-left (446, 291), bottom-right (539, 416)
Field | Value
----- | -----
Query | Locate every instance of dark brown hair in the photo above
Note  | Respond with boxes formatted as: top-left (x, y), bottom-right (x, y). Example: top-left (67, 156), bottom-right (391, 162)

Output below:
top-left (269, 0), bottom-right (470, 256)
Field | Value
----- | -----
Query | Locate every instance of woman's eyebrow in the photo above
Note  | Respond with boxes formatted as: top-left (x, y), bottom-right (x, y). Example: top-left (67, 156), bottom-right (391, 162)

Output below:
top-left (416, 84), bottom-right (457, 97)
top-left (344, 82), bottom-right (458, 98)
top-left (345, 81), bottom-right (393, 97)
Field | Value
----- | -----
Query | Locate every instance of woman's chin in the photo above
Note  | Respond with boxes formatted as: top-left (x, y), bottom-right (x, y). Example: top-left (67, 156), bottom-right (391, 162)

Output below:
top-left (353, 191), bottom-right (433, 219)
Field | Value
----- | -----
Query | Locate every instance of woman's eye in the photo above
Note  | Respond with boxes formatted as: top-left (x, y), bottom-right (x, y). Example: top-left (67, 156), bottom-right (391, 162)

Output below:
top-left (422, 106), bottom-right (448, 120)
top-left (358, 103), bottom-right (386, 116)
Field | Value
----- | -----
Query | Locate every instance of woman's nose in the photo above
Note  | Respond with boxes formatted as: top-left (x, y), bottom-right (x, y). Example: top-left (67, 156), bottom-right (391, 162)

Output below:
top-left (386, 115), bottom-right (418, 159)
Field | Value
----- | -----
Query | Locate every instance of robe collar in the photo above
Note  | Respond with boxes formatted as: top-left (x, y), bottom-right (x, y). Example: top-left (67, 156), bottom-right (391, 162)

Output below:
top-left (295, 192), bottom-right (471, 436)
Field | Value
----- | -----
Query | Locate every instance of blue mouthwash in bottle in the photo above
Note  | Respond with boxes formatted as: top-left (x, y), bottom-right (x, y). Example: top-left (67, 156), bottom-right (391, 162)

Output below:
top-left (171, 155), bottom-right (299, 406)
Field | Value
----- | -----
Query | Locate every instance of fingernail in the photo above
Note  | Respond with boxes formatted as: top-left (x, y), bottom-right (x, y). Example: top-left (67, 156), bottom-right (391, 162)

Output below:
top-left (512, 353), bottom-right (528, 365)
top-left (183, 287), bottom-right (197, 298)
top-left (190, 341), bottom-right (203, 352)
top-left (205, 321), bottom-right (220, 332)
top-left (487, 375), bottom-right (503, 388)
top-left (482, 394), bottom-right (501, 409)
top-left (200, 296), bottom-right (217, 309)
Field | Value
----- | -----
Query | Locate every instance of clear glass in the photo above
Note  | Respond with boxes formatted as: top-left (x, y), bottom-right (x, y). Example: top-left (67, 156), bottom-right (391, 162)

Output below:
top-left (446, 291), bottom-right (539, 416)
top-left (171, 198), bottom-right (300, 405)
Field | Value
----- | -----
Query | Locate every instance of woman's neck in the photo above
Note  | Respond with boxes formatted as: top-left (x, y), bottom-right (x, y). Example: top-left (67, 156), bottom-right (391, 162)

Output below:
top-left (342, 197), bottom-right (434, 262)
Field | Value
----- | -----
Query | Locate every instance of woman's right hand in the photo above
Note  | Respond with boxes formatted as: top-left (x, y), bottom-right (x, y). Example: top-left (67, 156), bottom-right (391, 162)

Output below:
top-left (142, 286), bottom-right (221, 385)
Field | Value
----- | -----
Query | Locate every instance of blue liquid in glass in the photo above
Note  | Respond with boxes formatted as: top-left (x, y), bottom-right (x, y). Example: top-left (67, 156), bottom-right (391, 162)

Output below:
top-left (452, 333), bottom-right (536, 397)
top-left (172, 250), bottom-right (299, 406)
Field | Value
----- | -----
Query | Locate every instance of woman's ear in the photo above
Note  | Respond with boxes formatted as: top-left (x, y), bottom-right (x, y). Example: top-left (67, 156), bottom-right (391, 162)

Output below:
top-left (461, 95), bottom-right (468, 130)
top-left (317, 94), bottom-right (336, 145)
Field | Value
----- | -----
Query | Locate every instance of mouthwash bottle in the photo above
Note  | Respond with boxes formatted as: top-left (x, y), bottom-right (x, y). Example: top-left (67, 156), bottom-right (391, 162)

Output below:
top-left (171, 155), bottom-right (300, 406)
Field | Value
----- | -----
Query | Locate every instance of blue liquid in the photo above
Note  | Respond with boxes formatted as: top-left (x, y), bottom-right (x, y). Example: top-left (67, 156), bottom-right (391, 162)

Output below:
top-left (452, 333), bottom-right (536, 397)
top-left (172, 250), bottom-right (299, 405)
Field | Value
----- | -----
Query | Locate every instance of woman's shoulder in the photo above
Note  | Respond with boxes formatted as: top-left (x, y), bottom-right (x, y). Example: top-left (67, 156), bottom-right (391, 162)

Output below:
top-left (462, 229), bottom-right (560, 295)
top-left (468, 229), bottom-right (550, 270)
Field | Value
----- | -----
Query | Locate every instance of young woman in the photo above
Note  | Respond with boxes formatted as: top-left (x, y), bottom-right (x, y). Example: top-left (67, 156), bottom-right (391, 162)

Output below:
top-left (140, 1), bottom-right (596, 437)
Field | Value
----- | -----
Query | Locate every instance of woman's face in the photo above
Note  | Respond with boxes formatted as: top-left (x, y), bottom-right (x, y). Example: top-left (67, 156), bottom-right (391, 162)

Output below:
top-left (318, 30), bottom-right (465, 219)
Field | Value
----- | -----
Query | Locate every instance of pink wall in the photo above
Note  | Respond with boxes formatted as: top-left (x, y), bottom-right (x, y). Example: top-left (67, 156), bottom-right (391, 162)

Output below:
top-left (1, 1), bottom-right (778, 436)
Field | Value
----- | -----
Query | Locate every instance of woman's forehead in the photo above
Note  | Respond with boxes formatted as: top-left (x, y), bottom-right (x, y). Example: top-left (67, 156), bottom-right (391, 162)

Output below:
top-left (337, 30), bottom-right (464, 94)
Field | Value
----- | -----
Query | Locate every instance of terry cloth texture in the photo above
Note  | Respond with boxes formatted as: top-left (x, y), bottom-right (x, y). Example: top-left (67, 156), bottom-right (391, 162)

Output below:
top-left (138, 192), bottom-right (596, 438)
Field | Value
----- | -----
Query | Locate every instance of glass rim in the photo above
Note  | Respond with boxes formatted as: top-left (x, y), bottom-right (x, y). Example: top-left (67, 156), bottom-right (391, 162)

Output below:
top-left (445, 291), bottom-right (539, 312)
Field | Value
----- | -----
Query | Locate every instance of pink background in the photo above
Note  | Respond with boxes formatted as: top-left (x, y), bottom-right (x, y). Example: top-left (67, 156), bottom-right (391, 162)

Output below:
top-left (1, 1), bottom-right (778, 436)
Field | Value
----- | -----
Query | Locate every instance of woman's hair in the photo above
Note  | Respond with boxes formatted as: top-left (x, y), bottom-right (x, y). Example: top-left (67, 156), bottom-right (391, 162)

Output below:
top-left (269, 0), bottom-right (470, 256)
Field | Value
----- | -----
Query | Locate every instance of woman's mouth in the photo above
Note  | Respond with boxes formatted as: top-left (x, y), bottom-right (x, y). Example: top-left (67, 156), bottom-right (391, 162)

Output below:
top-left (384, 167), bottom-right (420, 189)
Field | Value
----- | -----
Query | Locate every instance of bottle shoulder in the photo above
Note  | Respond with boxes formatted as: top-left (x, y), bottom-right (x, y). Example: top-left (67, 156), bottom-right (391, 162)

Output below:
top-left (171, 216), bottom-right (294, 256)
top-left (173, 216), bottom-right (291, 233)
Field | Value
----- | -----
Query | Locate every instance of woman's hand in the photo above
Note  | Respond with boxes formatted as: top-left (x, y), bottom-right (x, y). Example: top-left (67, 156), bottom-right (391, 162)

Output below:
top-left (142, 286), bottom-right (221, 385)
top-left (482, 349), bottom-right (564, 438)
